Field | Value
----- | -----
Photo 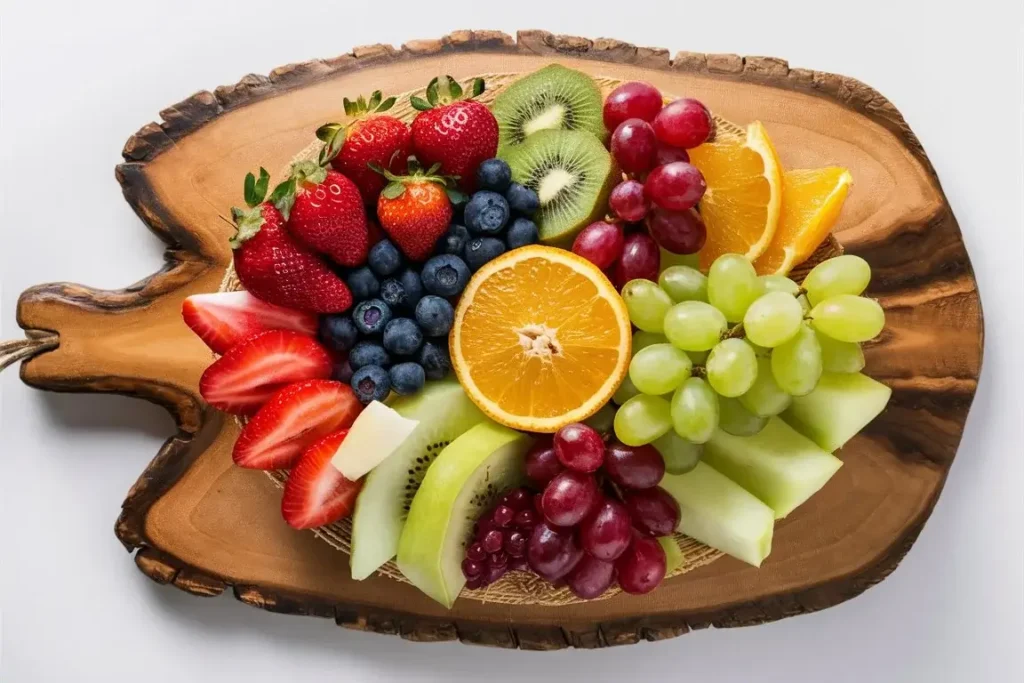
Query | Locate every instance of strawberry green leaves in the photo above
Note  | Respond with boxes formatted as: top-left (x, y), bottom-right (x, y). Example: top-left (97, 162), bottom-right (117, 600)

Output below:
top-left (243, 167), bottom-right (271, 207)
top-left (318, 90), bottom-right (398, 165)
top-left (410, 76), bottom-right (486, 111)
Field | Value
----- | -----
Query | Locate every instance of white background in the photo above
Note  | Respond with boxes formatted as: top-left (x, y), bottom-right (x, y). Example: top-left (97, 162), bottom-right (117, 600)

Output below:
top-left (2, 1), bottom-right (1023, 681)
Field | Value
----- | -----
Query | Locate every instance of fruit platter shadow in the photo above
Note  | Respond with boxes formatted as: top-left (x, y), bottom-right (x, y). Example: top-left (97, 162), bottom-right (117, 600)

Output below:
top-left (5, 30), bottom-right (982, 649)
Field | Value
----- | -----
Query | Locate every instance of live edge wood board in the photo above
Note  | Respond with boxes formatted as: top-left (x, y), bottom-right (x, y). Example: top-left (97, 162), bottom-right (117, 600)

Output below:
top-left (8, 30), bottom-right (983, 649)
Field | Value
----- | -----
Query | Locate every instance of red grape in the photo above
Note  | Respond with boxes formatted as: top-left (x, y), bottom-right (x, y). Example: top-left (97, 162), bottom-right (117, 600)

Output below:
top-left (653, 142), bottom-right (690, 167)
top-left (652, 98), bottom-right (713, 149)
top-left (553, 423), bottom-right (604, 472)
top-left (615, 534), bottom-right (667, 594)
top-left (647, 207), bottom-right (706, 254)
top-left (466, 542), bottom-right (486, 562)
top-left (524, 438), bottom-right (564, 484)
top-left (603, 81), bottom-right (664, 131)
top-left (611, 119), bottom-right (657, 174)
top-left (527, 522), bottom-right (584, 581)
top-left (541, 470), bottom-right (599, 527)
top-left (490, 551), bottom-right (508, 567)
top-left (493, 505), bottom-right (515, 528)
top-left (482, 529), bottom-right (504, 553)
top-left (609, 180), bottom-right (649, 222)
top-left (499, 488), bottom-right (531, 510)
top-left (462, 558), bottom-right (483, 578)
top-left (624, 487), bottom-right (681, 537)
top-left (572, 221), bottom-right (625, 270)
top-left (515, 508), bottom-right (538, 529)
top-left (578, 498), bottom-right (632, 561)
top-left (510, 557), bottom-right (530, 572)
top-left (645, 162), bottom-right (706, 211)
top-left (465, 575), bottom-right (484, 590)
top-left (603, 442), bottom-right (665, 490)
top-left (567, 554), bottom-right (616, 600)
top-left (613, 232), bottom-right (660, 287)
top-left (485, 564), bottom-right (507, 585)
top-left (505, 531), bottom-right (527, 557)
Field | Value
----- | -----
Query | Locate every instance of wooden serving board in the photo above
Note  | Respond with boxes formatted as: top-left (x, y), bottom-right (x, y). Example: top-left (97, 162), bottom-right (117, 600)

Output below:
top-left (5, 30), bottom-right (982, 649)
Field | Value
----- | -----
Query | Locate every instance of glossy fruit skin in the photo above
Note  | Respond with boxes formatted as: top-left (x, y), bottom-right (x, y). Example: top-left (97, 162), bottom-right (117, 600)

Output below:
top-left (652, 98), bottom-right (713, 149)
top-left (615, 534), bottom-right (667, 594)
top-left (527, 522), bottom-right (584, 581)
top-left (525, 438), bottom-right (565, 484)
top-left (331, 115), bottom-right (412, 205)
top-left (181, 291), bottom-right (318, 355)
top-left (611, 119), bottom-right (658, 174)
top-left (603, 442), bottom-right (665, 490)
top-left (232, 204), bottom-right (353, 313)
top-left (613, 232), bottom-right (661, 287)
top-left (281, 430), bottom-right (364, 529)
top-left (553, 423), bottom-right (605, 473)
top-left (567, 555), bottom-right (616, 599)
top-left (608, 180), bottom-right (649, 222)
top-left (572, 221), bottom-right (625, 270)
top-left (624, 487), bottom-right (681, 536)
top-left (603, 81), bottom-right (664, 131)
top-left (644, 162), bottom-right (707, 211)
top-left (653, 143), bottom-right (690, 167)
top-left (412, 100), bottom-right (499, 191)
top-left (289, 170), bottom-right (369, 267)
top-left (578, 498), bottom-right (632, 561)
top-left (377, 182), bottom-right (454, 262)
top-left (541, 470), bottom-right (599, 527)
top-left (647, 207), bottom-right (706, 255)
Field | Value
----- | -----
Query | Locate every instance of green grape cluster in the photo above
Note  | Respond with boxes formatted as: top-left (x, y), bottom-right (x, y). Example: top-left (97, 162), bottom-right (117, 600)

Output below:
top-left (613, 253), bottom-right (884, 469)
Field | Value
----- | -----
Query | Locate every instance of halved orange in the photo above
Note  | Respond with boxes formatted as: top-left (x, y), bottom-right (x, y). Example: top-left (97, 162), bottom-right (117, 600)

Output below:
top-left (688, 119), bottom-right (783, 271)
top-left (450, 245), bottom-right (631, 432)
top-left (753, 167), bottom-right (853, 275)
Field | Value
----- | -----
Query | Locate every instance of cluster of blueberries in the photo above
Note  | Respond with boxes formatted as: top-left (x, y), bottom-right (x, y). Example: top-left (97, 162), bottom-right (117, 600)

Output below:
top-left (318, 158), bottom-right (541, 404)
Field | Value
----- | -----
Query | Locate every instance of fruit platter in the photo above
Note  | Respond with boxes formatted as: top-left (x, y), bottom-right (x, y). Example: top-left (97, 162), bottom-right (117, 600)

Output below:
top-left (4, 31), bottom-right (982, 648)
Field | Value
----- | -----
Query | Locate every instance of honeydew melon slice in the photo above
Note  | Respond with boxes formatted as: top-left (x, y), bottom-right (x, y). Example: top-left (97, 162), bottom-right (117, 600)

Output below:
top-left (782, 372), bottom-right (892, 452)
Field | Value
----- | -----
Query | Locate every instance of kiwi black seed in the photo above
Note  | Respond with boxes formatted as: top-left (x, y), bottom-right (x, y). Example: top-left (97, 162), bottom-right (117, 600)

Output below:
top-left (492, 64), bottom-right (605, 153)
top-left (401, 439), bottom-right (451, 515)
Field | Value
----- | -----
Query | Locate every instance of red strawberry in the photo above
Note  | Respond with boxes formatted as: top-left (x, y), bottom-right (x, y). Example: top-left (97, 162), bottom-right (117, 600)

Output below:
top-left (182, 291), bottom-right (318, 355)
top-left (280, 162), bottom-right (368, 266)
top-left (410, 76), bottom-right (498, 192)
top-left (231, 168), bottom-right (352, 313)
top-left (375, 165), bottom-right (457, 261)
top-left (199, 330), bottom-right (332, 415)
top-left (282, 430), bottom-right (364, 529)
top-left (233, 379), bottom-right (361, 470)
top-left (317, 91), bottom-right (412, 205)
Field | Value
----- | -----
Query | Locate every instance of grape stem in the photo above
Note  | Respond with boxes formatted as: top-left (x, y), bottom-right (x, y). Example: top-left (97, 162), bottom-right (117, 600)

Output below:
top-left (723, 322), bottom-right (745, 340)
top-left (691, 365), bottom-right (707, 379)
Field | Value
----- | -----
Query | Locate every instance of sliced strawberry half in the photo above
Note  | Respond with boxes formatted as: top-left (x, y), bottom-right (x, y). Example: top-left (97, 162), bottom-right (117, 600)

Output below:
top-left (199, 330), bottom-right (333, 415)
top-left (282, 430), bottom-right (364, 529)
top-left (182, 291), bottom-right (318, 355)
top-left (233, 379), bottom-right (362, 470)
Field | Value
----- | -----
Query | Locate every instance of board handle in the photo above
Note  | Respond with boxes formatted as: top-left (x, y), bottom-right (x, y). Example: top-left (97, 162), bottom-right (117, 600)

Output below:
top-left (0, 332), bottom-right (59, 373)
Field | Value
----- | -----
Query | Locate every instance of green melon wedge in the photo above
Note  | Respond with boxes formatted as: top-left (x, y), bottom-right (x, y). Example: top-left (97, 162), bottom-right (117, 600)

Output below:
top-left (782, 372), bottom-right (892, 452)
top-left (397, 422), bottom-right (530, 608)
top-left (660, 462), bottom-right (774, 567)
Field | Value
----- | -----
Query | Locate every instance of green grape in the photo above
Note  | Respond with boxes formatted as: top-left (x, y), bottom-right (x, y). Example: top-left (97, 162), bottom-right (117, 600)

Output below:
top-left (613, 394), bottom-right (673, 446)
top-left (630, 344), bottom-right (693, 396)
top-left (705, 338), bottom-right (759, 397)
top-left (688, 349), bottom-right (709, 365)
top-left (622, 279), bottom-right (673, 333)
top-left (663, 301), bottom-right (728, 351)
top-left (803, 255), bottom-right (871, 306)
top-left (740, 356), bottom-right (792, 416)
top-left (659, 266), bottom-right (708, 303)
top-left (584, 403), bottom-right (617, 435)
top-left (613, 374), bottom-right (642, 405)
top-left (632, 330), bottom-right (668, 356)
top-left (809, 295), bottom-right (885, 343)
top-left (747, 340), bottom-right (770, 357)
top-left (760, 274), bottom-right (800, 295)
top-left (670, 377), bottom-right (720, 444)
top-left (770, 325), bottom-right (823, 396)
top-left (816, 331), bottom-right (866, 373)
top-left (718, 397), bottom-right (769, 437)
top-left (660, 247), bottom-right (700, 271)
top-left (743, 291), bottom-right (804, 348)
top-left (707, 254), bottom-right (764, 322)
top-left (797, 294), bottom-right (811, 315)
top-left (652, 430), bottom-right (703, 475)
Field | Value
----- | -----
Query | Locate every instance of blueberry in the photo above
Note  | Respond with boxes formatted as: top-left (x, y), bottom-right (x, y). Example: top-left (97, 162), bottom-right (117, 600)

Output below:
top-left (382, 317), bottom-right (424, 356)
top-left (399, 269), bottom-right (424, 308)
top-left (345, 266), bottom-right (380, 301)
top-left (415, 295), bottom-right (455, 337)
top-left (318, 314), bottom-right (358, 352)
top-left (420, 254), bottom-right (471, 296)
top-left (464, 191), bottom-right (510, 235)
top-left (505, 217), bottom-right (539, 250)
top-left (389, 362), bottom-right (426, 396)
top-left (476, 158), bottom-right (512, 193)
top-left (368, 239), bottom-right (403, 277)
top-left (418, 340), bottom-right (452, 380)
top-left (506, 183), bottom-right (540, 215)
top-left (351, 365), bottom-right (391, 404)
top-left (436, 224), bottom-right (470, 255)
top-left (332, 359), bottom-right (355, 383)
top-left (463, 237), bottom-right (506, 271)
top-left (349, 341), bottom-right (391, 369)
top-left (352, 299), bottom-right (392, 335)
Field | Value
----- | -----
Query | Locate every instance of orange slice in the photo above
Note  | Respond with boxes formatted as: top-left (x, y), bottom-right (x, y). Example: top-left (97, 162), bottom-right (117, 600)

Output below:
top-left (450, 245), bottom-right (631, 432)
top-left (688, 119), bottom-right (783, 271)
top-left (753, 168), bottom-right (853, 275)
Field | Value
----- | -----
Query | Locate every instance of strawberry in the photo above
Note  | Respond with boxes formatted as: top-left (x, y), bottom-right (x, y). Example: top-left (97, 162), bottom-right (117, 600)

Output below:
top-left (233, 379), bottom-right (361, 470)
top-left (181, 291), bottom-right (318, 355)
top-left (198, 330), bottom-right (332, 415)
top-left (231, 168), bottom-right (353, 313)
top-left (375, 163), bottom-right (461, 261)
top-left (317, 91), bottom-right (412, 205)
top-left (410, 76), bottom-right (498, 192)
top-left (282, 430), bottom-right (364, 529)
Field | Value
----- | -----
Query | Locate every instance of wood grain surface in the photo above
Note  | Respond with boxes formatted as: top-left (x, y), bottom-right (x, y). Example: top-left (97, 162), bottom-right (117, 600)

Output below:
top-left (10, 30), bottom-right (982, 649)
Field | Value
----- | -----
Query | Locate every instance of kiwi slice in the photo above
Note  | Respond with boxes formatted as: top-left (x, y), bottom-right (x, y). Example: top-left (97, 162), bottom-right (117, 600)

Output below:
top-left (505, 129), bottom-right (617, 245)
top-left (493, 64), bottom-right (605, 152)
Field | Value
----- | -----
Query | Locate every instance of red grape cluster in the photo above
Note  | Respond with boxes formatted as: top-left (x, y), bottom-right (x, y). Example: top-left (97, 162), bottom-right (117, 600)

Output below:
top-left (572, 82), bottom-right (714, 286)
top-left (461, 487), bottom-right (538, 589)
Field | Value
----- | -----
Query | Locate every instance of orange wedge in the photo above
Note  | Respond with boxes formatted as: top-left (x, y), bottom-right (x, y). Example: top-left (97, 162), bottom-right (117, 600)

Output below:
top-left (688, 119), bottom-right (783, 271)
top-left (450, 245), bottom-right (631, 432)
top-left (753, 168), bottom-right (853, 275)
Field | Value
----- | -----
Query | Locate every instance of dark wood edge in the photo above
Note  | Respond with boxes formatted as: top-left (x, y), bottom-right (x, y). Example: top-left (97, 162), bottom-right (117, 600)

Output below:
top-left (7, 30), bottom-right (982, 649)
